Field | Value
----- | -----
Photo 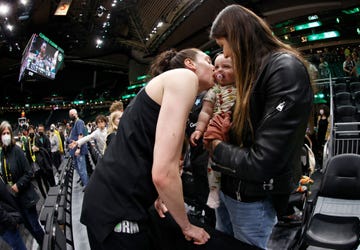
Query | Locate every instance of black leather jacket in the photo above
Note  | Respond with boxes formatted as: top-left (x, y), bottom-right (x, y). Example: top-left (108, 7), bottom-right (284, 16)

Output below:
top-left (212, 52), bottom-right (313, 211)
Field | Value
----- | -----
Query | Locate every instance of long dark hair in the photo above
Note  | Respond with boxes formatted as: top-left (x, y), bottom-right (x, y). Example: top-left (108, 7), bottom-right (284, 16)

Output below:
top-left (210, 4), bottom-right (305, 144)
top-left (148, 48), bottom-right (202, 77)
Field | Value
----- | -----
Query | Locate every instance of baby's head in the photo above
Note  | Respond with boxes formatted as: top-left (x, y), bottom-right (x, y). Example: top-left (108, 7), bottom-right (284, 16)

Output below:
top-left (214, 53), bottom-right (234, 86)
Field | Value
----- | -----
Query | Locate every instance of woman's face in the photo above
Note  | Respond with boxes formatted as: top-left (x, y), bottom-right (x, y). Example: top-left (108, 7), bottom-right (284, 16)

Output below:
top-left (1, 127), bottom-right (10, 137)
top-left (215, 38), bottom-right (232, 59)
top-left (193, 51), bottom-right (215, 93)
top-left (114, 112), bottom-right (123, 127)
top-left (214, 54), bottom-right (234, 86)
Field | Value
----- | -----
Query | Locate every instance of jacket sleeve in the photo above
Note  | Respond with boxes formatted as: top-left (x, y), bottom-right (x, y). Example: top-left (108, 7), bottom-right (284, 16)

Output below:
top-left (15, 146), bottom-right (34, 192)
top-left (212, 54), bottom-right (313, 183)
top-left (0, 203), bottom-right (17, 230)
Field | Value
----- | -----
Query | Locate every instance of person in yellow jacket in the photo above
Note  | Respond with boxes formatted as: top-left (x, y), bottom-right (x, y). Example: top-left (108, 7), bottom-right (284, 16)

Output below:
top-left (50, 124), bottom-right (64, 155)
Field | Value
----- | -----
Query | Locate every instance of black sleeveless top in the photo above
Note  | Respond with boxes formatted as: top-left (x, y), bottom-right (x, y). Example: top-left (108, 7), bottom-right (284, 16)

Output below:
top-left (81, 88), bottom-right (161, 242)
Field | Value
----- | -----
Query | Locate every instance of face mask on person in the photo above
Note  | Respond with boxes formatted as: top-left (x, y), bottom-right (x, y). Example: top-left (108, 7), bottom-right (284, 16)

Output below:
top-left (50, 128), bottom-right (54, 132)
top-left (29, 133), bottom-right (34, 138)
top-left (38, 132), bottom-right (44, 136)
top-left (70, 115), bottom-right (76, 121)
top-left (1, 134), bottom-right (11, 146)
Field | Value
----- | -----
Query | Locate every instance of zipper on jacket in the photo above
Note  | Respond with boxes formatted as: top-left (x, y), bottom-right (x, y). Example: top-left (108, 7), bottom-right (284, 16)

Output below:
top-left (210, 161), bottom-right (236, 174)
top-left (236, 180), bottom-right (242, 201)
top-left (258, 97), bottom-right (294, 129)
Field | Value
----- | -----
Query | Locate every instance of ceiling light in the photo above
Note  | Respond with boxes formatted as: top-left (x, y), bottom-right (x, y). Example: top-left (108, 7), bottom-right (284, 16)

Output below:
top-left (0, 4), bottom-right (10, 16)
top-left (20, 0), bottom-right (28, 5)
top-left (6, 24), bottom-right (14, 31)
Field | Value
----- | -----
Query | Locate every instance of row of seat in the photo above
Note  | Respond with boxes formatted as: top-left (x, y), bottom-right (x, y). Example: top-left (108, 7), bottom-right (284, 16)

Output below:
top-left (300, 154), bottom-right (360, 249)
top-left (39, 156), bottom-right (74, 250)
top-left (334, 91), bottom-right (360, 108)
top-left (333, 82), bottom-right (360, 94)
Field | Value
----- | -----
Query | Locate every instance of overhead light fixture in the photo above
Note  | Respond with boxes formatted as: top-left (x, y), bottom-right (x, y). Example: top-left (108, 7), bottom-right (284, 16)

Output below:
top-left (20, 0), bottom-right (28, 5)
top-left (0, 4), bottom-right (10, 16)
top-left (6, 24), bottom-right (14, 31)
top-left (96, 5), bottom-right (107, 17)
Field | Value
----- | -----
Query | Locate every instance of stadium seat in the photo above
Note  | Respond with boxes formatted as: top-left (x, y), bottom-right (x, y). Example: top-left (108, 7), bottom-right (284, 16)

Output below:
top-left (333, 83), bottom-right (347, 93)
top-left (304, 154), bottom-right (360, 250)
top-left (354, 91), bottom-right (360, 113)
top-left (350, 82), bottom-right (360, 93)
top-left (335, 92), bottom-right (352, 106)
top-left (335, 105), bottom-right (357, 122)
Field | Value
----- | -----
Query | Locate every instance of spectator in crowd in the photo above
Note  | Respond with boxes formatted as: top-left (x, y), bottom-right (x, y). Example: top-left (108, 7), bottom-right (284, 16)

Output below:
top-left (69, 114), bottom-right (108, 155)
top-left (352, 51), bottom-right (360, 79)
top-left (343, 54), bottom-right (355, 76)
top-left (50, 124), bottom-right (64, 155)
top-left (106, 110), bottom-right (123, 147)
top-left (0, 121), bottom-right (45, 246)
top-left (318, 56), bottom-right (330, 78)
top-left (24, 125), bottom-right (54, 198)
top-left (205, 5), bottom-right (313, 249)
top-left (109, 100), bottom-right (124, 113)
top-left (68, 109), bottom-right (89, 187)
top-left (50, 124), bottom-right (62, 171)
top-left (81, 48), bottom-right (214, 250)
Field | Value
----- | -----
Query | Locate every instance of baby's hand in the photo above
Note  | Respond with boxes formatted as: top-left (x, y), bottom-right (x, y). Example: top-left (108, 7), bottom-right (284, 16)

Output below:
top-left (190, 130), bottom-right (203, 146)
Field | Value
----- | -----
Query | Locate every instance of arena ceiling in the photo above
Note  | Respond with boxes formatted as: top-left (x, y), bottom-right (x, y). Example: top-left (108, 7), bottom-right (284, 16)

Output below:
top-left (0, 0), bottom-right (359, 106)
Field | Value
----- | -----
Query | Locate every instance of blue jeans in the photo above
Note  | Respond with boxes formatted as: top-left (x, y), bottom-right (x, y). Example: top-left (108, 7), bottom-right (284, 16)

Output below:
top-left (74, 154), bottom-right (89, 186)
top-left (1, 229), bottom-right (27, 250)
top-left (216, 191), bottom-right (277, 249)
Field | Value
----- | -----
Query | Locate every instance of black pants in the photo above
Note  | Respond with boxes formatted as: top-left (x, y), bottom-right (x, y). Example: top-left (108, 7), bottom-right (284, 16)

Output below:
top-left (87, 226), bottom-right (155, 250)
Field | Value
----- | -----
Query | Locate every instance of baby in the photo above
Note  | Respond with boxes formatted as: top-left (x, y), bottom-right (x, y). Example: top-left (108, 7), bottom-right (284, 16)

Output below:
top-left (190, 53), bottom-right (236, 208)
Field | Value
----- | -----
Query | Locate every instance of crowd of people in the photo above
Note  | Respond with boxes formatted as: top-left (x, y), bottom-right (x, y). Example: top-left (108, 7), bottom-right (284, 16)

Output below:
top-left (0, 4), bottom-right (318, 250)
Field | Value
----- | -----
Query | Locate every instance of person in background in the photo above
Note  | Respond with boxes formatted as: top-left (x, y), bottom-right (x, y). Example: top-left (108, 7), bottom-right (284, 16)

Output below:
top-left (351, 51), bottom-right (360, 79)
top-left (69, 114), bottom-right (108, 156)
top-left (24, 125), bottom-right (50, 198)
top-left (318, 56), bottom-right (330, 78)
top-left (68, 109), bottom-right (89, 187)
top-left (35, 124), bottom-right (56, 187)
top-left (109, 100), bottom-right (124, 113)
top-left (50, 125), bottom-right (61, 171)
top-left (205, 5), bottom-right (313, 248)
top-left (81, 48), bottom-right (214, 250)
top-left (343, 54), bottom-right (355, 77)
top-left (0, 121), bottom-right (44, 246)
top-left (106, 110), bottom-right (123, 147)
top-left (50, 124), bottom-right (64, 155)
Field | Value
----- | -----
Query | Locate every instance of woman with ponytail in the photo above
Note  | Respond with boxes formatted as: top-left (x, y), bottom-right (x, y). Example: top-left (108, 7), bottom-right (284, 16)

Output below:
top-left (81, 48), bottom-right (215, 249)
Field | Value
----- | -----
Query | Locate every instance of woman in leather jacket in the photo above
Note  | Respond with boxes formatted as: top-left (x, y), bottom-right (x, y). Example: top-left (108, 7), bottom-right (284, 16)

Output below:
top-left (0, 121), bottom-right (45, 247)
top-left (205, 5), bottom-right (313, 249)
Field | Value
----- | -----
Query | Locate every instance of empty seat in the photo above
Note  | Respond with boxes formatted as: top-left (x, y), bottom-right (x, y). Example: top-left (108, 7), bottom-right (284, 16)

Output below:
top-left (304, 154), bottom-right (360, 250)
top-left (350, 82), bottom-right (360, 93)
top-left (335, 92), bottom-right (352, 106)
top-left (333, 83), bottom-right (347, 93)
top-left (335, 105), bottom-right (357, 122)
top-left (354, 91), bottom-right (360, 113)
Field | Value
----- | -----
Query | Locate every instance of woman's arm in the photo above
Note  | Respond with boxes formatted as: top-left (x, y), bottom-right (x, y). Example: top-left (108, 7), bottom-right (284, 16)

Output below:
top-left (151, 69), bottom-right (210, 244)
top-left (190, 100), bottom-right (214, 145)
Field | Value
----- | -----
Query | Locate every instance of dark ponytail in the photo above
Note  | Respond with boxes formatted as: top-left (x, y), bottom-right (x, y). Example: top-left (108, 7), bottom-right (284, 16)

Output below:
top-left (148, 48), bottom-right (201, 77)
